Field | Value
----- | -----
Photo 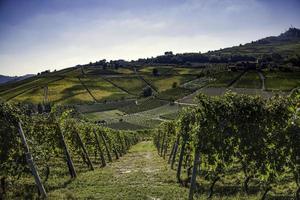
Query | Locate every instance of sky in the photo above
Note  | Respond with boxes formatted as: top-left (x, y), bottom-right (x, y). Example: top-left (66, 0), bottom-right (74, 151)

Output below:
top-left (0, 0), bottom-right (300, 76)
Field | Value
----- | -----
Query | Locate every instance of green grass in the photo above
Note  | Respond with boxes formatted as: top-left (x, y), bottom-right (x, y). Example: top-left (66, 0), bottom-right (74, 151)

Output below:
top-left (84, 66), bottom-right (121, 75)
top-left (1, 66), bottom-right (298, 106)
top-left (136, 104), bottom-right (184, 119)
top-left (0, 75), bottom-right (38, 93)
top-left (139, 66), bottom-right (205, 76)
top-left (173, 67), bottom-right (204, 75)
top-left (120, 115), bottom-right (162, 128)
top-left (46, 77), bottom-right (94, 104)
top-left (106, 77), bottom-right (147, 95)
top-left (84, 109), bottom-right (126, 121)
top-left (208, 71), bottom-right (243, 87)
top-left (0, 68), bottom-right (90, 104)
top-left (4, 153), bottom-right (108, 199)
top-left (158, 87), bottom-right (194, 100)
top-left (48, 141), bottom-right (190, 200)
top-left (80, 76), bottom-right (133, 101)
top-left (159, 112), bottom-right (179, 120)
top-left (264, 71), bottom-right (300, 91)
top-left (139, 66), bottom-right (174, 75)
top-left (3, 140), bottom-right (297, 199)
top-left (113, 67), bottom-right (134, 74)
top-left (181, 77), bottom-right (212, 90)
top-left (234, 71), bottom-right (262, 89)
top-left (105, 121), bottom-right (148, 130)
top-left (119, 97), bottom-right (168, 114)
top-left (4, 75), bottom-right (137, 104)
top-left (75, 100), bottom-right (136, 113)
top-left (214, 39), bottom-right (300, 57)
top-left (62, 67), bottom-right (83, 77)
top-left (144, 75), bottom-right (195, 92)
top-left (85, 103), bottom-right (182, 130)
top-left (24, 141), bottom-right (297, 200)
top-left (0, 77), bottom-right (54, 100)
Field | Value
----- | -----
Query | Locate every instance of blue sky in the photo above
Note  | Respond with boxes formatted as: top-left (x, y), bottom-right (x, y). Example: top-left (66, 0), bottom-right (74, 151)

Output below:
top-left (0, 0), bottom-right (299, 76)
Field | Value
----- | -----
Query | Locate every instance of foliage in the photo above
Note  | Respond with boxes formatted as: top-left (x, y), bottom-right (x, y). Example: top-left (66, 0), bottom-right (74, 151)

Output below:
top-left (0, 101), bottom-right (141, 198)
top-left (142, 86), bottom-right (153, 97)
top-left (153, 92), bottom-right (299, 199)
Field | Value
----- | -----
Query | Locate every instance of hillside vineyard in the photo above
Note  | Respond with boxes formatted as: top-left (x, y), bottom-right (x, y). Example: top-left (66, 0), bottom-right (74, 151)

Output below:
top-left (0, 28), bottom-right (299, 199)
top-left (154, 93), bottom-right (300, 200)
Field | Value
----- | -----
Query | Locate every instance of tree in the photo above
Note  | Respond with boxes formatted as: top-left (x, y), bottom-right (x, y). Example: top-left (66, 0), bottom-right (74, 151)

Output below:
top-left (142, 86), bottom-right (152, 97)
top-left (152, 68), bottom-right (159, 76)
top-left (37, 103), bottom-right (43, 114)
top-left (172, 82), bottom-right (177, 88)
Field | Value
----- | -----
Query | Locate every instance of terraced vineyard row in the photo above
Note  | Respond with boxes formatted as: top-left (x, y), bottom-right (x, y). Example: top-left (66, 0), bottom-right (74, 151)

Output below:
top-left (0, 101), bottom-right (142, 199)
top-left (154, 92), bottom-right (300, 200)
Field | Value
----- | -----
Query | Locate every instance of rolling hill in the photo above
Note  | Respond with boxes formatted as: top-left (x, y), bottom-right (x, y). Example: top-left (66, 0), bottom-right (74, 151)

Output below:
top-left (211, 27), bottom-right (300, 57)
top-left (0, 28), bottom-right (299, 112)
top-left (0, 74), bottom-right (34, 85)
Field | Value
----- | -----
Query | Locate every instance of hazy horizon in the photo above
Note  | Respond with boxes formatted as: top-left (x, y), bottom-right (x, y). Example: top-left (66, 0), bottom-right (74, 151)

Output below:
top-left (1, 0), bottom-right (300, 76)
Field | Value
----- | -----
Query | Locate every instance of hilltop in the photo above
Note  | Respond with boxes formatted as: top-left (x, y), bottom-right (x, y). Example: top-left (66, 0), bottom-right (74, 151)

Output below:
top-left (211, 27), bottom-right (300, 58)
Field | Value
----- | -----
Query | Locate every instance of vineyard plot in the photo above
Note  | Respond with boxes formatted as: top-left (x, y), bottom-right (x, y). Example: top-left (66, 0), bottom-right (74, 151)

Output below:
top-left (0, 102), bottom-right (141, 199)
top-left (154, 92), bottom-right (300, 200)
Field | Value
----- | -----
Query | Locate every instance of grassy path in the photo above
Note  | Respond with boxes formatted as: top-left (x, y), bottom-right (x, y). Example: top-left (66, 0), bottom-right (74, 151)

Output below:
top-left (48, 141), bottom-right (189, 200)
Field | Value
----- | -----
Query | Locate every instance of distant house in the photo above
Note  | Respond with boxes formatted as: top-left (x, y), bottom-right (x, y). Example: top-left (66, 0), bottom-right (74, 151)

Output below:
top-left (164, 51), bottom-right (173, 56)
top-left (40, 70), bottom-right (50, 75)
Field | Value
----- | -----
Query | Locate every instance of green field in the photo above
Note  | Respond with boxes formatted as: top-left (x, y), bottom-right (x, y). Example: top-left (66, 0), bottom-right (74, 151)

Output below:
top-left (208, 71), bottom-right (243, 87)
top-left (214, 39), bottom-right (300, 57)
top-left (80, 76), bottom-right (133, 102)
top-left (0, 76), bottom-right (62, 102)
top-left (106, 76), bottom-right (147, 95)
top-left (157, 86), bottom-right (194, 100)
top-left (118, 97), bottom-right (167, 114)
top-left (144, 74), bottom-right (195, 92)
top-left (264, 71), bottom-right (300, 91)
top-left (234, 71), bottom-right (262, 88)
top-left (1, 65), bottom-right (298, 107)
top-left (48, 142), bottom-right (190, 199)
top-left (139, 66), bottom-right (173, 75)
top-left (75, 100), bottom-right (136, 113)
top-left (84, 103), bottom-right (184, 130)
top-left (0, 66), bottom-right (298, 134)
top-left (84, 109), bottom-right (126, 121)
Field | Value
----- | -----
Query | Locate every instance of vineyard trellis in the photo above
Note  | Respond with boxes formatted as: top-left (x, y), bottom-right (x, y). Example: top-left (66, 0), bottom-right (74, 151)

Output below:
top-left (0, 101), bottom-right (141, 198)
top-left (154, 92), bottom-right (300, 200)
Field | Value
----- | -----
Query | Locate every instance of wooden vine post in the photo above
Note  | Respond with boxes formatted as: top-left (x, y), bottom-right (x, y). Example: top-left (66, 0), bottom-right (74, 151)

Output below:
top-left (163, 135), bottom-right (168, 159)
top-left (100, 132), bottom-right (112, 162)
top-left (157, 131), bottom-right (161, 154)
top-left (17, 122), bottom-right (47, 198)
top-left (160, 132), bottom-right (166, 157)
top-left (93, 129), bottom-right (106, 167)
top-left (57, 123), bottom-right (77, 178)
top-left (168, 141), bottom-right (176, 164)
top-left (189, 148), bottom-right (201, 200)
top-left (177, 136), bottom-right (187, 183)
top-left (112, 144), bottom-right (120, 160)
top-left (171, 135), bottom-right (180, 169)
top-left (118, 134), bottom-right (126, 154)
top-left (75, 131), bottom-right (94, 170)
